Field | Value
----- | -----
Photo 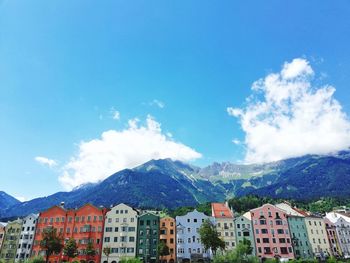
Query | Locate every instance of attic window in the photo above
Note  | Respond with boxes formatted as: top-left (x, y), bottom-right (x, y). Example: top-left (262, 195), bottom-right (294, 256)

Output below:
top-left (220, 212), bottom-right (225, 216)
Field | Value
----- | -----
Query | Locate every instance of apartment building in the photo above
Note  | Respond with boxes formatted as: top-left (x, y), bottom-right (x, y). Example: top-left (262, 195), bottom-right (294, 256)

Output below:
top-left (16, 214), bottom-right (38, 261)
top-left (0, 222), bottom-right (7, 251)
top-left (0, 219), bottom-right (22, 263)
top-left (324, 218), bottom-right (342, 257)
top-left (101, 203), bottom-right (139, 263)
top-left (211, 203), bottom-right (235, 251)
top-left (304, 216), bottom-right (330, 259)
top-left (250, 204), bottom-right (294, 261)
top-left (234, 212), bottom-right (256, 255)
top-left (325, 212), bottom-right (350, 258)
top-left (32, 203), bottom-right (107, 263)
top-left (176, 210), bottom-right (212, 262)
top-left (136, 212), bottom-right (160, 263)
top-left (287, 215), bottom-right (313, 259)
top-left (159, 217), bottom-right (176, 263)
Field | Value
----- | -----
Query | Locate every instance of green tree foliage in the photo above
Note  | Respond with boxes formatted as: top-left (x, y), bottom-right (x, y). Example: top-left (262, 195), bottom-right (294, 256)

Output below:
top-left (85, 241), bottom-right (96, 257)
top-left (158, 241), bottom-right (170, 257)
top-left (63, 237), bottom-right (78, 261)
top-left (119, 257), bottom-right (142, 263)
top-left (170, 202), bottom-right (212, 218)
top-left (26, 257), bottom-right (46, 263)
top-left (40, 227), bottom-right (64, 263)
top-left (213, 240), bottom-right (258, 263)
top-left (103, 246), bottom-right (111, 262)
top-left (199, 219), bottom-right (225, 255)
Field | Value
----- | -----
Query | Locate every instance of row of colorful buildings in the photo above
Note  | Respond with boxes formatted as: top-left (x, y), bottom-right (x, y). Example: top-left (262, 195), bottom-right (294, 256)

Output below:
top-left (1, 202), bottom-right (350, 263)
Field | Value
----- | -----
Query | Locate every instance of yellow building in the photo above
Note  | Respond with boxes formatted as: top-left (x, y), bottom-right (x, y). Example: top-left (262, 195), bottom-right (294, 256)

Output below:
top-left (211, 203), bottom-right (235, 250)
top-left (304, 216), bottom-right (331, 259)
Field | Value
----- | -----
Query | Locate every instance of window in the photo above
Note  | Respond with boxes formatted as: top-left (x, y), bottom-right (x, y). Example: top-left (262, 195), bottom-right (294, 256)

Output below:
top-left (104, 237), bottom-right (110, 242)
top-left (280, 247), bottom-right (288, 254)
top-left (261, 229), bottom-right (268, 234)
top-left (262, 238), bottom-right (269, 243)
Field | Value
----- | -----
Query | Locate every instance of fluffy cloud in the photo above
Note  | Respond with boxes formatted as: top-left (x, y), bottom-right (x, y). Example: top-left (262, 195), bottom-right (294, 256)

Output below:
top-left (228, 58), bottom-right (350, 163)
top-left (59, 115), bottom-right (201, 190)
top-left (35, 156), bottom-right (57, 167)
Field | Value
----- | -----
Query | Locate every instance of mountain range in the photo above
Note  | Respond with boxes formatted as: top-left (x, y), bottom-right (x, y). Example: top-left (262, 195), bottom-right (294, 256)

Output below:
top-left (1, 151), bottom-right (350, 219)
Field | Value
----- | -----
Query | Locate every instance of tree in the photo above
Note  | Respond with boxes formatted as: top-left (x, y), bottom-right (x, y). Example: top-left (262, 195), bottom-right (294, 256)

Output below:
top-left (199, 219), bottom-right (225, 256)
top-left (40, 227), bottom-right (64, 263)
top-left (103, 246), bottom-right (111, 263)
top-left (158, 241), bottom-right (170, 261)
top-left (26, 257), bottom-right (45, 263)
top-left (63, 237), bottom-right (78, 262)
top-left (213, 240), bottom-right (258, 263)
top-left (85, 241), bottom-right (96, 259)
top-left (120, 258), bottom-right (142, 263)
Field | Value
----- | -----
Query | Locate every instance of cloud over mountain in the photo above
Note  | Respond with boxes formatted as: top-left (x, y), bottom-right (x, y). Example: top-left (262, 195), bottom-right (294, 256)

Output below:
top-left (228, 58), bottom-right (350, 163)
top-left (59, 115), bottom-right (202, 189)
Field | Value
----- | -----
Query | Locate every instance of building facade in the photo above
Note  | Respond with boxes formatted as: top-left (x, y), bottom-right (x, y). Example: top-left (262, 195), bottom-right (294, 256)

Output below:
top-left (32, 205), bottom-right (67, 262)
top-left (176, 210), bottom-right (212, 262)
top-left (136, 212), bottom-right (160, 263)
top-left (101, 203), bottom-right (139, 263)
top-left (234, 212), bottom-right (256, 255)
top-left (0, 219), bottom-right (22, 263)
top-left (324, 218), bottom-right (342, 258)
top-left (65, 204), bottom-right (107, 263)
top-left (211, 203), bottom-right (235, 251)
top-left (287, 216), bottom-right (313, 259)
top-left (325, 212), bottom-right (350, 258)
top-left (250, 204), bottom-right (294, 261)
top-left (16, 214), bottom-right (38, 261)
top-left (32, 204), bottom-right (107, 263)
top-left (304, 216), bottom-right (330, 260)
top-left (159, 217), bottom-right (176, 263)
top-left (0, 222), bottom-right (7, 252)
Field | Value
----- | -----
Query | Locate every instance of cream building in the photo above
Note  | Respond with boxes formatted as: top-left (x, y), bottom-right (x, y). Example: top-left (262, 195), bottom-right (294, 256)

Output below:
top-left (304, 216), bottom-right (330, 259)
top-left (101, 203), bottom-right (139, 263)
top-left (211, 203), bottom-right (235, 250)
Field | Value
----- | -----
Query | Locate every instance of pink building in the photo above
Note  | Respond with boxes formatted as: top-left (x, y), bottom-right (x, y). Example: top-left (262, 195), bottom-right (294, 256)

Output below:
top-left (250, 204), bottom-right (294, 261)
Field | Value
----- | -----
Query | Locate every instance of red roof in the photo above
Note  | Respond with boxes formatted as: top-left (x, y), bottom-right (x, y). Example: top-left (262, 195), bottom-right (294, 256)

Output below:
top-left (211, 203), bottom-right (234, 218)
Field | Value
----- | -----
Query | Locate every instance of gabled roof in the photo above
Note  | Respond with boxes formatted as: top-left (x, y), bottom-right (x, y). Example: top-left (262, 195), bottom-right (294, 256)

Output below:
top-left (211, 203), bottom-right (233, 218)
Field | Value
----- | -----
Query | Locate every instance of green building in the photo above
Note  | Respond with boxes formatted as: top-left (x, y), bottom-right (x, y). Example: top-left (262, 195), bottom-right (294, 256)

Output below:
top-left (287, 216), bottom-right (313, 259)
top-left (234, 212), bottom-right (256, 255)
top-left (0, 219), bottom-right (22, 263)
top-left (136, 212), bottom-right (160, 263)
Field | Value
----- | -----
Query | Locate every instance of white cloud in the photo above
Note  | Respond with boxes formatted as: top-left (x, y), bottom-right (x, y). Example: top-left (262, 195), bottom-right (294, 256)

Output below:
top-left (150, 99), bottom-right (165, 108)
top-left (59, 115), bottom-right (202, 190)
top-left (228, 58), bottom-right (350, 163)
top-left (35, 156), bottom-right (57, 167)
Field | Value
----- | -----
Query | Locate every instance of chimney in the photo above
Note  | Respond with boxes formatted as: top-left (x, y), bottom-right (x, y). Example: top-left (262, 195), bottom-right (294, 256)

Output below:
top-left (60, 202), bottom-right (65, 208)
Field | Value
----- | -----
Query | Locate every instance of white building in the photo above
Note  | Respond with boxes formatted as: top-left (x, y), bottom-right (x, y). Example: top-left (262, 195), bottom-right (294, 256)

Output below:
top-left (16, 214), bottom-right (38, 261)
top-left (326, 212), bottom-right (350, 258)
top-left (101, 203), bottom-right (139, 263)
top-left (176, 210), bottom-right (212, 262)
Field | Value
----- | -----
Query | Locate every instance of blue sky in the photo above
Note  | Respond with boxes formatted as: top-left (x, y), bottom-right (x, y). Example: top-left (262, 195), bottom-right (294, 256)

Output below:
top-left (1, 1), bottom-right (350, 201)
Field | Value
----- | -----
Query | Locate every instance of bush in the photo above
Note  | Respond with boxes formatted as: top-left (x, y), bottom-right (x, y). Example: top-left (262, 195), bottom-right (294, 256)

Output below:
top-left (26, 257), bottom-right (45, 263)
top-left (119, 257), bottom-right (142, 263)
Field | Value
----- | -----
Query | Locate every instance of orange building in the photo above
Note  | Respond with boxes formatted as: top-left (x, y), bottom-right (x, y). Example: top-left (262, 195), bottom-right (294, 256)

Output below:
top-left (32, 203), bottom-right (108, 263)
top-left (159, 217), bottom-right (176, 263)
